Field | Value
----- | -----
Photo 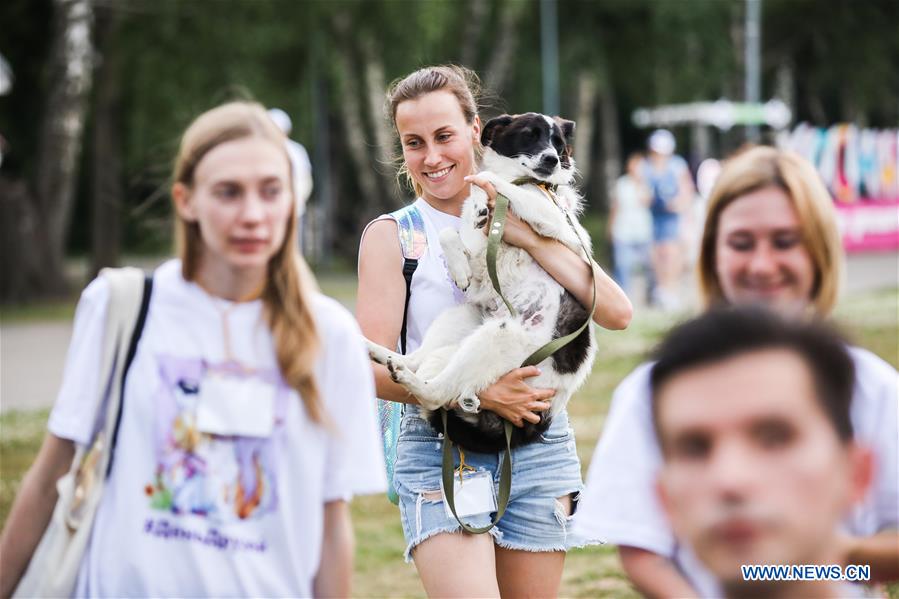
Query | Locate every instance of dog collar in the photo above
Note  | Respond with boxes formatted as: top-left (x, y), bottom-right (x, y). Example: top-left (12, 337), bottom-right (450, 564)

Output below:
top-left (511, 177), bottom-right (558, 195)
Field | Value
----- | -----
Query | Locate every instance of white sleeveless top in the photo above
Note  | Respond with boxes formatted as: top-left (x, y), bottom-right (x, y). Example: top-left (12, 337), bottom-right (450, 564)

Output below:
top-left (364, 197), bottom-right (463, 353)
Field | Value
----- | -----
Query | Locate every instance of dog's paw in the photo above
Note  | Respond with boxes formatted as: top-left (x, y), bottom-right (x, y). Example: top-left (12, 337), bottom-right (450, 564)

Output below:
top-left (474, 203), bottom-right (489, 229)
top-left (447, 260), bottom-right (471, 292)
top-left (439, 228), bottom-right (472, 291)
top-left (468, 187), bottom-right (490, 229)
top-left (367, 340), bottom-right (393, 365)
top-left (387, 357), bottom-right (417, 388)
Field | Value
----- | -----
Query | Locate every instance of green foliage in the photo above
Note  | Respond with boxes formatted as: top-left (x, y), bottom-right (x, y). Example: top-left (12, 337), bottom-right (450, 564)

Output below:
top-left (3, 0), bottom-right (897, 264)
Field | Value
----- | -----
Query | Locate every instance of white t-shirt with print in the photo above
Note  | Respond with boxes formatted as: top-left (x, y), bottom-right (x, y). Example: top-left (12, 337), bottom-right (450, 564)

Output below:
top-left (49, 259), bottom-right (386, 598)
top-left (573, 349), bottom-right (898, 597)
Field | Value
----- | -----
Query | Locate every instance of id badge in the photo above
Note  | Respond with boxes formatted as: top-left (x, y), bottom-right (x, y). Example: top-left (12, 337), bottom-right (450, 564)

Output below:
top-left (196, 374), bottom-right (275, 437)
top-left (441, 469), bottom-right (496, 519)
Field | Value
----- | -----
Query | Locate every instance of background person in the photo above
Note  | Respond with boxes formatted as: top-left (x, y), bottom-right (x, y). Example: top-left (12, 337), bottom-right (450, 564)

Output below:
top-left (356, 64), bottom-right (631, 598)
top-left (0, 101), bottom-right (385, 598)
top-left (651, 307), bottom-right (874, 599)
top-left (574, 146), bottom-right (899, 597)
top-left (643, 129), bottom-right (695, 311)
top-left (609, 152), bottom-right (654, 304)
top-left (267, 107), bottom-right (314, 215)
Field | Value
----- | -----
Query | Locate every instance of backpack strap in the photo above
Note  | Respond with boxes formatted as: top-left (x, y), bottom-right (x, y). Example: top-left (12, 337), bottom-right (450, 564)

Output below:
top-left (388, 204), bottom-right (427, 354)
top-left (374, 204), bottom-right (427, 505)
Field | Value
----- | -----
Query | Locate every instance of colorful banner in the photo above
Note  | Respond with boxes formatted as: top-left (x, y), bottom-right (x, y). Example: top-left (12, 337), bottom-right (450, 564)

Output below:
top-left (781, 124), bottom-right (899, 252)
top-left (833, 199), bottom-right (899, 253)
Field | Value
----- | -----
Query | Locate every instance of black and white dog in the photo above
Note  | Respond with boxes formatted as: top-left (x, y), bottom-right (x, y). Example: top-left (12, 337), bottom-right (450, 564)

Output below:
top-left (368, 113), bottom-right (596, 453)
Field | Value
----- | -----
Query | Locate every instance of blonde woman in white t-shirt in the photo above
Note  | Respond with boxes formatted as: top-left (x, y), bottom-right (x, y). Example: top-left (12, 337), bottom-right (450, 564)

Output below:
top-left (576, 145), bottom-right (899, 596)
top-left (357, 65), bottom-right (632, 598)
top-left (0, 101), bottom-right (386, 597)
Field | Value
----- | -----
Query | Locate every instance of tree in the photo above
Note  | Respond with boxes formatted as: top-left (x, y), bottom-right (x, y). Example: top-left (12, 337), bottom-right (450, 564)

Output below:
top-left (1, 0), bottom-right (94, 302)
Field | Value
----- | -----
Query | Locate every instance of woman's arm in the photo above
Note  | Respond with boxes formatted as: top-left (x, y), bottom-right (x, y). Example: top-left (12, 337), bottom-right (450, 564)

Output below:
top-left (839, 531), bottom-right (899, 583)
top-left (313, 500), bottom-right (353, 598)
top-left (356, 218), bottom-right (552, 425)
top-left (466, 175), bottom-right (632, 330)
top-left (524, 234), bottom-right (632, 330)
top-left (672, 165), bottom-right (696, 213)
top-left (0, 434), bottom-right (75, 597)
top-left (619, 546), bottom-right (699, 599)
top-left (356, 219), bottom-right (421, 404)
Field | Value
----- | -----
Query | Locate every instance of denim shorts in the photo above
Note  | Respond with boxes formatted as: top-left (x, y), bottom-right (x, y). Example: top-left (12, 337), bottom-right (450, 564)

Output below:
top-left (393, 406), bottom-right (599, 561)
top-left (652, 212), bottom-right (681, 242)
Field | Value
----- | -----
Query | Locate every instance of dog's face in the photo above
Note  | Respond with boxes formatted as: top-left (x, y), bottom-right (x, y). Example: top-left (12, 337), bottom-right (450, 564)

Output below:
top-left (480, 113), bottom-right (576, 185)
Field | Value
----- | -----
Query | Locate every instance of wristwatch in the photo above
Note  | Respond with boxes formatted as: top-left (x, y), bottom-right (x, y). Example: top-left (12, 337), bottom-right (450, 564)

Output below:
top-left (458, 394), bottom-right (481, 414)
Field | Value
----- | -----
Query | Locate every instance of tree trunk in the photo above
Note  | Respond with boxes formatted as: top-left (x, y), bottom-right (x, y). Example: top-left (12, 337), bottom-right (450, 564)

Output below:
top-left (331, 16), bottom-right (390, 219)
top-left (460, 0), bottom-right (488, 67)
top-left (0, 0), bottom-right (93, 302)
top-left (573, 70), bottom-right (597, 182)
top-left (596, 66), bottom-right (620, 214)
top-left (362, 35), bottom-right (402, 209)
top-left (90, 7), bottom-right (123, 279)
top-left (484, 0), bottom-right (527, 96)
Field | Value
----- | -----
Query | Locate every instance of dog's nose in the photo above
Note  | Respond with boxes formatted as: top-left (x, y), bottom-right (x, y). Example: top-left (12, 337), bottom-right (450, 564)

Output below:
top-left (540, 154), bottom-right (559, 168)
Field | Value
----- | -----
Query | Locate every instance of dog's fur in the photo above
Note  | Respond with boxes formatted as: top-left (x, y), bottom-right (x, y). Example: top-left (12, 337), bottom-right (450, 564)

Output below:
top-left (368, 113), bottom-right (597, 453)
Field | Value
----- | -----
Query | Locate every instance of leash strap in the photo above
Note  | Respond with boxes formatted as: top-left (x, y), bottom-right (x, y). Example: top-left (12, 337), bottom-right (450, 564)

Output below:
top-left (441, 410), bottom-right (513, 534)
top-left (489, 187), bottom-right (596, 367)
top-left (442, 182), bottom-right (596, 534)
top-left (486, 193), bottom-right (517, 316)
top-left (522, 188), bottom-right (596, 367)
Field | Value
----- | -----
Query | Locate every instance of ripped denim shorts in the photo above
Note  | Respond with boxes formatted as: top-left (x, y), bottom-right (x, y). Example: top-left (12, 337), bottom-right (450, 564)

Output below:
top-left (393, 405), bottom-right (599, 561)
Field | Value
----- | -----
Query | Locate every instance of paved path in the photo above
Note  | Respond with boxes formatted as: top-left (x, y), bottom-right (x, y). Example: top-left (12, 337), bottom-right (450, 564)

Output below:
top-left (1, 321), bottom-right (73, 413)
top-left (2, 251), bottom-right (896, 414)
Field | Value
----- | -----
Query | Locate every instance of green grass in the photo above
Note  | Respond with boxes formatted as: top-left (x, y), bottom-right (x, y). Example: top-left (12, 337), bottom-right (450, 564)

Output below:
top-left (1, 288), bottom-right (896, 597)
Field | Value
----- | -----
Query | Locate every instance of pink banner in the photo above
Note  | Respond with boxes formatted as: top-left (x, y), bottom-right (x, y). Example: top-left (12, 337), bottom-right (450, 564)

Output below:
top-left (834, 199), bottom-right (899, 253)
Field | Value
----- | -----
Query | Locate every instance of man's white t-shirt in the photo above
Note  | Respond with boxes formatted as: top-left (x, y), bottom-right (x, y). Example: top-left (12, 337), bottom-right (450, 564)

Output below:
top-left (48, 259), bottom-right (386, 597)
top-left (573, 349), bottom-right (898, 597)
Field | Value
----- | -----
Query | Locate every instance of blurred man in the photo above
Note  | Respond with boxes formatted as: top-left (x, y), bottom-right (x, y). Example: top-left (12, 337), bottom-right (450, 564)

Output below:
top-left (650, 308), bottom-right (874, 598)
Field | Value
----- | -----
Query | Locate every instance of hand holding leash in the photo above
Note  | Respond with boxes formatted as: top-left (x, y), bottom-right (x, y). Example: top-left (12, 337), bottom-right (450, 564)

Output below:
top-left (477, 366), bottom-right (555, 427)
top-left (466, 174), bottom-right (541, 250)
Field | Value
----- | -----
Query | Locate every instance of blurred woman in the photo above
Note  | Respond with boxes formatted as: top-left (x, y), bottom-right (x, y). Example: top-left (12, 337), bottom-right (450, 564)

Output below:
top-left (0, 101), bottom-right (385, 597)
top-left (576, 145), bottom-right (898, 596)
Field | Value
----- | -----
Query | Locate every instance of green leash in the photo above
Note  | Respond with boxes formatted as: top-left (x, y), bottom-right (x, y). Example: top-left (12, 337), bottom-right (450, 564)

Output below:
top-left (441, 411), bottom-right (513, 534)
top-left (441, 183), bottom-right (597, 534)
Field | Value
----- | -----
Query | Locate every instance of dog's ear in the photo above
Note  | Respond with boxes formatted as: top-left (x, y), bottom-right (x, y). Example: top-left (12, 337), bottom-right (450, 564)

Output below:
top-left (554, 117), bottom-right (576, 145)
top-left (481, 115), bottom-right (514, 147)
top-left (554, 117), bottom-right (576, 167)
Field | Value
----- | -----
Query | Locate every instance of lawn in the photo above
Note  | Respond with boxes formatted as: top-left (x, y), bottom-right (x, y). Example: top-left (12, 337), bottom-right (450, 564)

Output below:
top-left (1, 286), bottom-right (896, 597)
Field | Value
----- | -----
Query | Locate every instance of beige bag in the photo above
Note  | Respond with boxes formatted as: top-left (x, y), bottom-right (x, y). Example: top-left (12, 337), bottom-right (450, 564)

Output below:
top-left (14, 268), bottom-right (150, 598)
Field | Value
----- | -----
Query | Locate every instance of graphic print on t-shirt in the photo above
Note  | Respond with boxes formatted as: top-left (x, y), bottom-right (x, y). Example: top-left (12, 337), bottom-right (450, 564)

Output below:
top-left (144, 354), bottom-right (288, 523)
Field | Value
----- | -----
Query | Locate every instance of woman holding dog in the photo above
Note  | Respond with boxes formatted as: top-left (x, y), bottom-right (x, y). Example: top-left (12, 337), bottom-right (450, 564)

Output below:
top-left (0, 101), bottom-right (385, 597)
top-left (575, 145), bottom-right (899, 596)
top-left (357, 64), bottom-right (632, 597)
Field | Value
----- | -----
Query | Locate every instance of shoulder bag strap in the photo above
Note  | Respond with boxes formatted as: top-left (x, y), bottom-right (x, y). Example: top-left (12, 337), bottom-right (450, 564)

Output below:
top-left (106, 273), bottom-right (153, 477)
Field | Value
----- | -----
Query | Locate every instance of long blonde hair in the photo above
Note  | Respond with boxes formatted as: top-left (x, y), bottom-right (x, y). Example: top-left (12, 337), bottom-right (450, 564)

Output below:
top-left (698, 145), bottom-right (843, 316)
top-left (386, 64), bottom-right (483, 197)
top-left (172, 101), bottom-right (323, 422)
